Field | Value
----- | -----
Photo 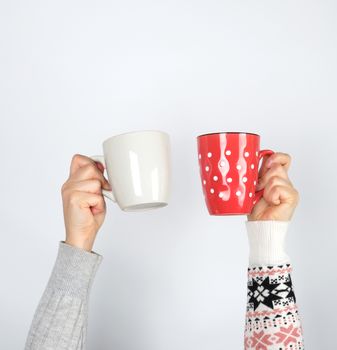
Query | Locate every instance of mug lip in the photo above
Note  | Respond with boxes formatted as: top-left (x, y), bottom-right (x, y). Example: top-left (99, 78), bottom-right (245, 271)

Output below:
top-left (197, 131), bottom-right (260, 138)
top-left (103, 129), bottom-right (169, 145)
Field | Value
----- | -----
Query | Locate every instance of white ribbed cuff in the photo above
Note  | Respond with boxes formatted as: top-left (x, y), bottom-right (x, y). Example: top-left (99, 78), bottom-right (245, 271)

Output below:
top-left (246, 221), bottom-right (290, 266)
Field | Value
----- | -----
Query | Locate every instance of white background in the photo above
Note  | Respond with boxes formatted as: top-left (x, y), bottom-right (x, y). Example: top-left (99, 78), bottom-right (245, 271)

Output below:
top-left (1, 0), bottom-right (336, 349)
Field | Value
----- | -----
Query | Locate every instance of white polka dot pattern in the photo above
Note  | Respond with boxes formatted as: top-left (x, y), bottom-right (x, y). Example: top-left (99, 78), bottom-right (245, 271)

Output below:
top-left (198, 138), bottom-right (263, 211)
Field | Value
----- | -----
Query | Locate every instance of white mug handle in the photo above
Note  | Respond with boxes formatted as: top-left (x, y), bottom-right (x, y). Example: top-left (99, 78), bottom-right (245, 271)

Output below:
top-left (90, 155), bottom-right (116, 202)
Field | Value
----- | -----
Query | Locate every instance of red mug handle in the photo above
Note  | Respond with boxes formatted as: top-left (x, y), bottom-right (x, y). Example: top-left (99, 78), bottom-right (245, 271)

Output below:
top-left (253, 149), bottom-right (274, 205)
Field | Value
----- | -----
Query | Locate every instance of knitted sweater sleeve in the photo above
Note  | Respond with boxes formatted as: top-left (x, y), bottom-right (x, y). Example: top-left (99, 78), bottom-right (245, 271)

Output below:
top-left (24, 242), bottom-right (102, 350)
top-left (244, 221), bottom-right (304, 350)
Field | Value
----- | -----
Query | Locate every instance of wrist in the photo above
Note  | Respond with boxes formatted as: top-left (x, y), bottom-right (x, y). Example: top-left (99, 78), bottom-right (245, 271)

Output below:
top-left (246, 220), bottom-right (290, 266)
top-left (65, 233), bottom-right (96, 252)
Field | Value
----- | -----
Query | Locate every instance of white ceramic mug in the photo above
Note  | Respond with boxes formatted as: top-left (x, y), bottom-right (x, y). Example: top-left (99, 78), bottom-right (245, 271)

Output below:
top-left (91, 130), bottom-right (171, 212)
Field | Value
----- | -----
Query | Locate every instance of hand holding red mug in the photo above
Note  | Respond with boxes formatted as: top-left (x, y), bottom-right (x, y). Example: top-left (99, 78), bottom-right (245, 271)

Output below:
top-left (248, 152), bottom-right (299, 222)
top-left (197, 132), bottom-right (299, 219)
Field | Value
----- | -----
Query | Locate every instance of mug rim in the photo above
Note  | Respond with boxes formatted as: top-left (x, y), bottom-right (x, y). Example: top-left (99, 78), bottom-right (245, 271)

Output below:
top-left (103, 129), bottom-right (169, 145)
top-left (197, 131), bottom-right (260, 138)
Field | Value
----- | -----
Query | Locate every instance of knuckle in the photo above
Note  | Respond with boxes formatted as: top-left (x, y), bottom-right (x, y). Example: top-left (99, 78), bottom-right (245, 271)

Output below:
top-left (92, 194), bottom-right (103, 207)
top-left (270, 184), bottom-right (281, 194)
top-left (92, 179), bottom-right (102, 190)
top-left (284, 153), bottom-right (292, 162)
top-left (269, 175), bottom-right (280, 186)
top-left (68, 191), bottom-right (81, 205)
top-left (273, 163), bottom-right (284, 172)
top-left (271, 166), bottom-right (285, 179)
top-left (84, 164), bottom-right (99, 177)
top-left (61, 182), bottom-right (68, 193)
top-left (71, 153), bottom-right (82, 163)
top-left (293, 188), bottom-right (300, 202)
top-left (99, 197), bottom-right (106, 209)
top-left (61, 181), bottom-right (72, 196)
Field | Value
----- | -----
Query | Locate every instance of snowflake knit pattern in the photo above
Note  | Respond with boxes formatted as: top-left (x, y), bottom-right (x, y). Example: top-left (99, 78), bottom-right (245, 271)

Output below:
top-left (244, 264), bottom-right (304, 350)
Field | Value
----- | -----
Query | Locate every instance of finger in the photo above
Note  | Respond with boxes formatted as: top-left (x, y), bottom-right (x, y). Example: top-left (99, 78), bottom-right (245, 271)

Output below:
top-left (259, 152), bottom-right (291, 178)
top-left (263, 175), bottom-right (292, 194)
top-left (64, 179), bottom-right (103, 195)
top-left (267, 152), bottom-right (292, 170)
top-left (70, 191), bottom-right (106, 214)
top-left (84, 193), bottom-right (106, 215)
top-left (70, 164), bottom-right (111, 190)
top-left (69, 154), bottom-right (97, 176)
top-left (256, 164), bottom-right (292, 190)
top-left (263, 184), bottom-right (299, 206)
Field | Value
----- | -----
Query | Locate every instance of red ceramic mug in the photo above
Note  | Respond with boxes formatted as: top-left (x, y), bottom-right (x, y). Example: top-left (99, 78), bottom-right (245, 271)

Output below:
top-left (197, 132), bottom-right (274, 215)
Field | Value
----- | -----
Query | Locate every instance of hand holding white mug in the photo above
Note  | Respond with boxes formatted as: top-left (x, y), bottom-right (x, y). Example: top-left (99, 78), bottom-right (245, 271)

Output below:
top-left (61, 154), bottom-right (111, 251)
top-left (61, 130), bottom-right (171, 251)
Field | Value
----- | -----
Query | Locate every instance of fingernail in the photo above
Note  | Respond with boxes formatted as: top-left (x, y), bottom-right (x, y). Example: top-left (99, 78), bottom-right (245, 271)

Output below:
top-left (96, 162), bottom-right (105, 172)
top-left (103, 182), bottom-right (111, 190)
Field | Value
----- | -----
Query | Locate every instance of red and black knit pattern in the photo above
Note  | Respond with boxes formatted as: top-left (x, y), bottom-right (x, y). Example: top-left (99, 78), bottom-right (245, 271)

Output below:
top-left (244, 264), bottom-right (304, 350)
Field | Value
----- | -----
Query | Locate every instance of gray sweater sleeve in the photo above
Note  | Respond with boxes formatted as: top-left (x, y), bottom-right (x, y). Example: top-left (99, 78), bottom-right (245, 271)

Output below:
top-left (25, 242), bottom-right (103, 350)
